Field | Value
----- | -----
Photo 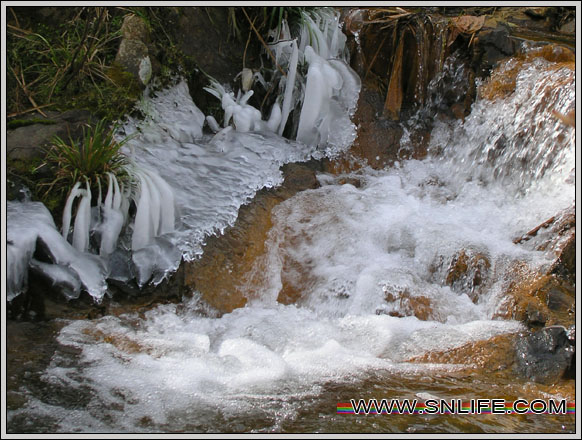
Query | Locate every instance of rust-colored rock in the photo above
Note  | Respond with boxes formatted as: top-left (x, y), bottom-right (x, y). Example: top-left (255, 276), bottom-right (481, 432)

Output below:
top-left (445, 250), bottom-right (491, 303)
top-left (184, 163), bottom-right (322, 315)
top-left (384, 287), bottom-right (434, 321)
top-left (339, 87), bottom-right (404, 170)
top-left (494, 265), bottom-right (574, 328)
top-left (479, 44), bottom-right (575, 101)
top-left (407, 333), bottom-right (518, 372)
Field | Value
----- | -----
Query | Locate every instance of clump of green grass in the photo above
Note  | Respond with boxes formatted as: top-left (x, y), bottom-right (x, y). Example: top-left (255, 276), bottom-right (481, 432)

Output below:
top-left (7, 7), bottom-right (138, 121)
top-left (41, 119), bottom-right (132, 201)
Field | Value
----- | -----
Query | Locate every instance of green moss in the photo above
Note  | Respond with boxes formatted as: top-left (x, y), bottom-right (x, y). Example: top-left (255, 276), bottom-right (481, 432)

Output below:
top-left (7, 119), bottom-right (57, 130)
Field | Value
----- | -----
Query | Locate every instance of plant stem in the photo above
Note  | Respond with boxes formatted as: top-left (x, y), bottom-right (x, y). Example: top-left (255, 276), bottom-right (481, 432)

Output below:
top-left (242, 7), bottom-right (286, 77)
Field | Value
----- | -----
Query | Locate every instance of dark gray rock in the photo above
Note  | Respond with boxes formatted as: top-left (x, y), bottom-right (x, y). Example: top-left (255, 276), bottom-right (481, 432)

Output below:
top-left (546, 287), bottom-right (574, 312)
top-left (473, 24), bottom-right (518, 77)
top-left (115, 38), bottom-right (149, 79)
top-left (7, 110), bottom-right (92, 161)
top-left (514, 326), bottom-right (575, 384)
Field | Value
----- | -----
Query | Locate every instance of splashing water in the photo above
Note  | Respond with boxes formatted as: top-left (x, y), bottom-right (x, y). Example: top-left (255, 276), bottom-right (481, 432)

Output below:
top-left (7, 45), bottom-right (575, 433)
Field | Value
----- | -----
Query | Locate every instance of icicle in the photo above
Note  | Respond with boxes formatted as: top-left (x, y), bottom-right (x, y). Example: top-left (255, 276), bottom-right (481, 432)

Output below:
top-left (266, 101), bottom-right (282, 132)
top-left (328, 59), bottom-right (361, 116)
top-left (145, 169), bottom-right (175, 235)
top-left (296, 46), bottom-right (342, 146)
top-left (239, 90), bottom-right (254, 106)
top-left (329, 16), bottom-right (340, 58)
top-left (223, 93), bottom-right (236, 127)
top-left (132, 173), bottom-right (153, 250)
top-left (104, 173), bottom-right (114, 210)
top-left (299, 21), bottom-right (308, 54)
top-left (279, 39), bottom-right (299, 136)
top-left (112, 173), bottom-right (122, 211)
top-left (61, 181), bottom-right (82, 239)
top-left (119, 180), bottom-right (131, 224)
top-left (72, 181), bottom-right (92, 253)
top-left (144, 173), bottom-right (161, 237)
top-left (253, 71), bottom-right (268, 90)
top-left (95, 178), bottom-right (103, 223)
top-left (99, 173), bottom-right (125, 256)
top-left (99, 207), bottom-right (124, 256)
top-left (206, 115), bottom-right (221, 133)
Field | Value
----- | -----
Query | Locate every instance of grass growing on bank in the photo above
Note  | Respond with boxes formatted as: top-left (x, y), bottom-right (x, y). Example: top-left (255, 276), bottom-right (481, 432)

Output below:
top-left (7, 6), bottom-right (141, 121)
top-left (41, 119), bottom-right (132, 204)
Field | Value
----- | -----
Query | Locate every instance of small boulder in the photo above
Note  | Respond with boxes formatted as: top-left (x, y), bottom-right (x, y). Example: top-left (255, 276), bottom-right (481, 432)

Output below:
top-left (114, 14), bottom-right (152, 85)
top-left (514, 326), bottom-right (575, 384)
top-left (445, 249), bottom-right (491, 303)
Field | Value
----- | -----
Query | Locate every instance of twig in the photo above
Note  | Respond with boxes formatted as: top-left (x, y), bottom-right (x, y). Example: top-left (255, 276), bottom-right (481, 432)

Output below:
top-left (242, 7), bottom-right (286, 77)
top-left (364, 32), bottom-right (389, 81)
top-left (260, 81), bottom-right (276, 112)
top-left (513, 215), bottom-right (556, 244)
top-left (7, 103), bottom-right (56, 118)
top-left (10, 65), bottom-right (48, 117)
top-left (243, 16), bottom-right (257, 68)
top-left (9, 7), bottom-right (21, 28)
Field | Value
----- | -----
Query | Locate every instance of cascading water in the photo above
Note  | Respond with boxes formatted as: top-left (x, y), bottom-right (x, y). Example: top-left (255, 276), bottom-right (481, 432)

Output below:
top-left (7, 34), bottom-right (575, 433)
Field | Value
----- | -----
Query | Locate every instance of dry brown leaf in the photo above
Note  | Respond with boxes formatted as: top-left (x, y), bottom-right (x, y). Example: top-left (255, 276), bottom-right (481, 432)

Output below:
top-left (451, 15), bottom-right (486, 34)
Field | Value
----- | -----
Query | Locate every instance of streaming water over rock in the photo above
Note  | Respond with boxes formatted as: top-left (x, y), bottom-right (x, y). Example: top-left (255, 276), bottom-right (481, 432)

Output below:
top-left (7, 43), bottom-right (575, 433)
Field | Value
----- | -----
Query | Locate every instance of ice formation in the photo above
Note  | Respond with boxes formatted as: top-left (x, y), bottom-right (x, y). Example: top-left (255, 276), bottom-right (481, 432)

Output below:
top-left (207, 8), bottom-right (361, 150)
top-left (6, 8), bottom-right (361, 302)
top-left (7, 201), bottom-right (108, 302)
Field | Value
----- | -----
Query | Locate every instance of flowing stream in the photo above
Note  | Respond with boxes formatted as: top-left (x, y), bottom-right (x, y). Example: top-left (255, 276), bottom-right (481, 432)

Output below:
top-left (6, 39), bottom-right (576, 434)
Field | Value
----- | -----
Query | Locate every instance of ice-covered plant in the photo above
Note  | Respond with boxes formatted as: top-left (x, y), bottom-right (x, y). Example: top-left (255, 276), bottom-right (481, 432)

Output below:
top-left (206, 7), bottom-right (359, 147)
top-left (43, 118), bottom-right (131, 199)
top-left (204, 78), bottom-right (281, 133)
top-left (43, 119), bottom-right (175, 259)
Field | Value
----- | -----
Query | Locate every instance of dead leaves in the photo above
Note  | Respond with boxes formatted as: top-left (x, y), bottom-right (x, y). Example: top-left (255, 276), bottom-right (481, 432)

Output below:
top-left (448, 15), bottom-right (486, 47)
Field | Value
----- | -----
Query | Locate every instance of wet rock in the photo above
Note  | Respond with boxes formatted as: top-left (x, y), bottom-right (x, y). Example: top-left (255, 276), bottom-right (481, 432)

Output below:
top-left (7, 109), bottom-right (92, 161)
top-left (508, 205), bottom-right (576, 324)
top-left (494, 266), bottom-right (578, 328)
top-left (347, 87), bottom-right (404, 169)
top-left (472, 24), bottom-right (517, 77)
top-left (184, 161), bottom-right (322, 315)
top-left (383, 288), bottom-right (434, 321)
top-left (550, 231), bottom-right (575, 286)
top-left (559, 19), bottom-right (575, 35)
top-left (545, 287), bottom-right (574, 312)
top-left (408, 333), bottom-right (518, 372)
top-left (445, 249), bottom-right (491, 303)
top-left (479, 43), bottom-right (574, 101)
top-left (6, 320), bottom-right (67, 411)
top-left (384, 36), bottom-right (404, 121)
top-left (524, 8), bottom-right (551, 20)
top-left (514, 326), bottom-right (575, 384)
